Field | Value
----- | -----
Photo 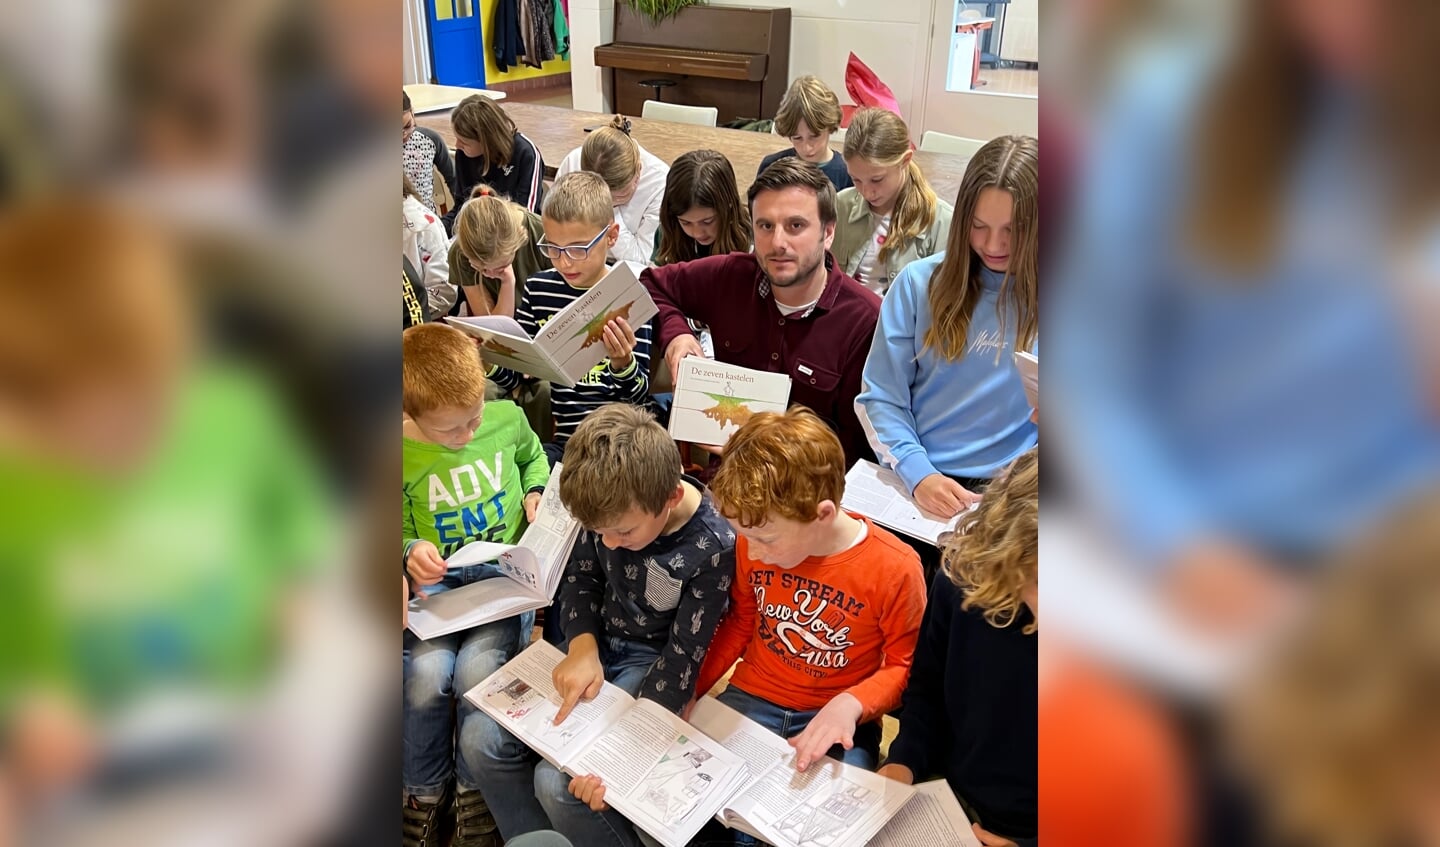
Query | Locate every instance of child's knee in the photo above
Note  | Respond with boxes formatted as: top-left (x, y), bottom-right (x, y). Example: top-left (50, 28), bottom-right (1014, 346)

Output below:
top-left (458, 712), bottom-right (526, 765)
top-left (534, 761), bottom-right (579, 811)
top-left (405, 648), bottom-right (457, 710)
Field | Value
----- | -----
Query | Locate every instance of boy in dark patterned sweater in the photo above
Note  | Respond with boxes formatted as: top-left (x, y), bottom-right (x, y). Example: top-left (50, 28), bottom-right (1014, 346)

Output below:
top-left (469, 404), bottom-right (736, 845)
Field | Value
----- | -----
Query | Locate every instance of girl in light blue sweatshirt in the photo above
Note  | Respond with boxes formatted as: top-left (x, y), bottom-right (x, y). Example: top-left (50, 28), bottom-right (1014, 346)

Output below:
top-left (857, 136), bottom-right (1039, 541)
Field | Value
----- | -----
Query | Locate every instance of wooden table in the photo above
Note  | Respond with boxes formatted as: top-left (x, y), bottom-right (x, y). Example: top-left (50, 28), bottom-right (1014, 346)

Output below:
top-left (416, 101), bottom-right (972, 202)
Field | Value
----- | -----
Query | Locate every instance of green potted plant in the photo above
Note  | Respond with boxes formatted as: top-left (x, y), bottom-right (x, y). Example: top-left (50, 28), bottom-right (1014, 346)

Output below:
top-left (623, 0), bottom-right (707, 25)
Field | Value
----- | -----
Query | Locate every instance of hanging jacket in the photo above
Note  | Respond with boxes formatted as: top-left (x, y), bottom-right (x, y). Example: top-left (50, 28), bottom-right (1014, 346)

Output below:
top-left (518, 0), bottom-right (556, 69)
top-left (553, 0), bottom-right (570, 61)
top-left (493, 0), bottom-right (523, 73)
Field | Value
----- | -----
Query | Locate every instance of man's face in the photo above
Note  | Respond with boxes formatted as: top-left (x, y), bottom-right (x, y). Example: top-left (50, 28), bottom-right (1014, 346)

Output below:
top-left (751, 186), bottom-right (834, 289)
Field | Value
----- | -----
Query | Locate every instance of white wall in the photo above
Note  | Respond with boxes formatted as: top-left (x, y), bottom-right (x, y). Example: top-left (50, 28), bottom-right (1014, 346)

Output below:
top-left (570, 0), bottom-right (617, 112)
top-left (568, 0), bottom-right (1036, 138)
top-left (404, 0), bottom-right (430, 85)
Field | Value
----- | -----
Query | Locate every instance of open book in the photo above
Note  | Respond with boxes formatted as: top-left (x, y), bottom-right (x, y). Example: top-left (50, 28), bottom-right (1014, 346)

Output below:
top-left (668, 356), bottom-right (792, 446)
top-left (841, 460), bottom-right (976, 546)
top-left (446, 262), bottom-right (658, 387)
top-left (465, 641), bottom-right (749, 847)
top-left (1014, 350), bottom-right (1038, 411)
top-left (406, 466), bottom-right (581, 640)
top-left (687, 696), bottom-right (916, 847)
top-left (870, 779), bottom-right (983, 846)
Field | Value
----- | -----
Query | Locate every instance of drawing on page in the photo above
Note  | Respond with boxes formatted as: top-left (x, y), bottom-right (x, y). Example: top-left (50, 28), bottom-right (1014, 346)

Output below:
top-left (775, 781), bottom-right (873, 847)
top-left (540, 490), bottom-right (569, 521)
top-left (641, 771), bottom-right (714, 821)
top-left (484, 676), bottom-right (544, 721)
top-left (480, 337), bottom-right (521, 358)
top-left (633, 736), bottom-right (719, 824)
top-left (528, 701), bottom-right (586, 745)
top-left (498, 555), bottom-right (537, 589)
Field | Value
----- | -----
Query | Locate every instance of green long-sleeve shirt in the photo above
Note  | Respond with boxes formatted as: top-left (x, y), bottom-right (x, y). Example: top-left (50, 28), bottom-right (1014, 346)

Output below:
top-left (403, 400), bottom-right (549, 559)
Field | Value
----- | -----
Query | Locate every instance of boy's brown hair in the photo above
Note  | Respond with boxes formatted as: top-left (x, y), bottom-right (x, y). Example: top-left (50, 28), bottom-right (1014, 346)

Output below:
top-left (402, 324), bottom-right (486, 417)
top-left (709, 406), bottom-right (845, 527)
top-left (773, 75), bottom-right (843, 138)
top-left (944, 447), bottom-right (1038, 633)
top-left (541, 171), bottom-right (615, 230)
top-left (558, 404), bottom-right (682, 526)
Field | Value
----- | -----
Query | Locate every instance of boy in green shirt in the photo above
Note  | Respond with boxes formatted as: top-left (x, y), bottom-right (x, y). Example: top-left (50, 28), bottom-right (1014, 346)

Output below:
top-left (403, 324), bottom-right (550, 847)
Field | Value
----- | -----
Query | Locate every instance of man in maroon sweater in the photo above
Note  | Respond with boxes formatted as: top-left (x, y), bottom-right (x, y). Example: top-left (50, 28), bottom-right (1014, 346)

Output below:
top-left (640, 158), bottom-right (882, 466)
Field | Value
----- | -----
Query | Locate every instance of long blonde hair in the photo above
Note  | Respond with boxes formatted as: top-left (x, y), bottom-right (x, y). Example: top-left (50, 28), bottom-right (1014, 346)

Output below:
top-left (1189, 0), bottom-right (1439, 267)
top-left (580, 116), bottom-right (641, 192)
top-left (925, 135), bottom-right (1038, 361)
top-left (1230, 488), bottom-right (1440, 845)
top-left (943, 447), bottom-right (1038, 634)
top-left (842, 107), bottom-right (939, 264)
top-left (453, 184), bottom-right (529, 269)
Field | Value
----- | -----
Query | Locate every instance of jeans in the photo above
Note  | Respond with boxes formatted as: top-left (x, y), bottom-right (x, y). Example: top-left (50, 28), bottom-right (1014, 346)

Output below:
top-left (714, 685), bottom-right (883, 845)
top-left (471, 635), bottom-right (663, 845)
top-left (403, 563), bottom-right (534, 797)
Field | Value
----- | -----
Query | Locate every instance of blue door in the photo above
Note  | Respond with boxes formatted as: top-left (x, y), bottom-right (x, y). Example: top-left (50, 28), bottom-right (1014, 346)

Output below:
top-left (428, 0), bottom-right (486, 87)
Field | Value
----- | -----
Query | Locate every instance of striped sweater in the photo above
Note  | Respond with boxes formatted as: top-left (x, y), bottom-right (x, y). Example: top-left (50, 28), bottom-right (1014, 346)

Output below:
top-left (489, 268), bottom-right (659, 444)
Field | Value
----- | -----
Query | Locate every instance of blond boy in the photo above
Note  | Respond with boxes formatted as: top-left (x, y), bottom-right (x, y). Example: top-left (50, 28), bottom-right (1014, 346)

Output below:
top-left (486, 171), bottom-right (660, 466)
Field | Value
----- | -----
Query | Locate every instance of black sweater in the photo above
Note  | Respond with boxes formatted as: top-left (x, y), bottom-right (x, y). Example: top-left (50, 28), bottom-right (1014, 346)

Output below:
top-left (885, 570), bottom-right (1038, 844)
top-left (444, 130), bottom-right (546, 232)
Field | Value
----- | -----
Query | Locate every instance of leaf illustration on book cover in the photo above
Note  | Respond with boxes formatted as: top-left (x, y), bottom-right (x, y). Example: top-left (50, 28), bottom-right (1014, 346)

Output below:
top-left (480, 337), bottom-right (522, 358)
top-left (573, 297), bottom-right (637, 349)
top-left (699, 392), bottom-right (760, 428)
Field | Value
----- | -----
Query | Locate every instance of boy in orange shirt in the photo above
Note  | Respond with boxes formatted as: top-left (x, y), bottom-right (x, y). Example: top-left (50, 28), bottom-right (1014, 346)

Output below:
top-left (693, 407), bottom-right (927, 773)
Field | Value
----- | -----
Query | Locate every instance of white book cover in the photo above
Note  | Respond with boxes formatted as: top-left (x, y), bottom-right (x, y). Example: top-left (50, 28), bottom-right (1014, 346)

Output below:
top-left (687, 696), bottom-right (917, 847)
top-left (406, 465), bottom-right (580, 640)
top-left (869, 779), bottom-right (983, 847)
top-left (1014, 350), bottom-right (1038, 411)
top-left (841, 460), bottom-right (976, 546)
top-left (464, 642), bottom-right (749, 847)
top-left (447, 262), bottom-right (658, 387)
top-left (667, 356), bottom-right (792, 446)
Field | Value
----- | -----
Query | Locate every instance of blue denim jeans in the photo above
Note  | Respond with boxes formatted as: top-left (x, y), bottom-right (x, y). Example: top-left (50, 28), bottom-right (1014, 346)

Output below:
top-left (402, 563), bottom-right (534, 797)
top-left (471, 635), bottom-right (662, 845)
top-left (714, 685), bottom-right (883, 845)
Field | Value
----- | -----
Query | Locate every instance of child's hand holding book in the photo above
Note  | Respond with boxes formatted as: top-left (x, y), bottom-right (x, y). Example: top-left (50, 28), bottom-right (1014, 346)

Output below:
top-left (405, 540), bottom-right (447, 593)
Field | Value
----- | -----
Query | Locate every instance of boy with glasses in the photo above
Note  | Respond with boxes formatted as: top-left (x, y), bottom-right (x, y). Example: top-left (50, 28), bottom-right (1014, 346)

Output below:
top-left (487, 171), bottom-right (660, 466)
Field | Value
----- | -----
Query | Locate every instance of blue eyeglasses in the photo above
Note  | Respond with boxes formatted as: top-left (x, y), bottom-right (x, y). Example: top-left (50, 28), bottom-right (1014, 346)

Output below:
top-left (536, 228), bottom-right (608, 261)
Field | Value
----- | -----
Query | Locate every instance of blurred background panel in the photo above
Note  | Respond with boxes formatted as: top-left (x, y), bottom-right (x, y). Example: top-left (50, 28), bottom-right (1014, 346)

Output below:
top-left (0, 0), bottom-right (398, 844)
top-left (1043, 0), bottom-right (1440, 845)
